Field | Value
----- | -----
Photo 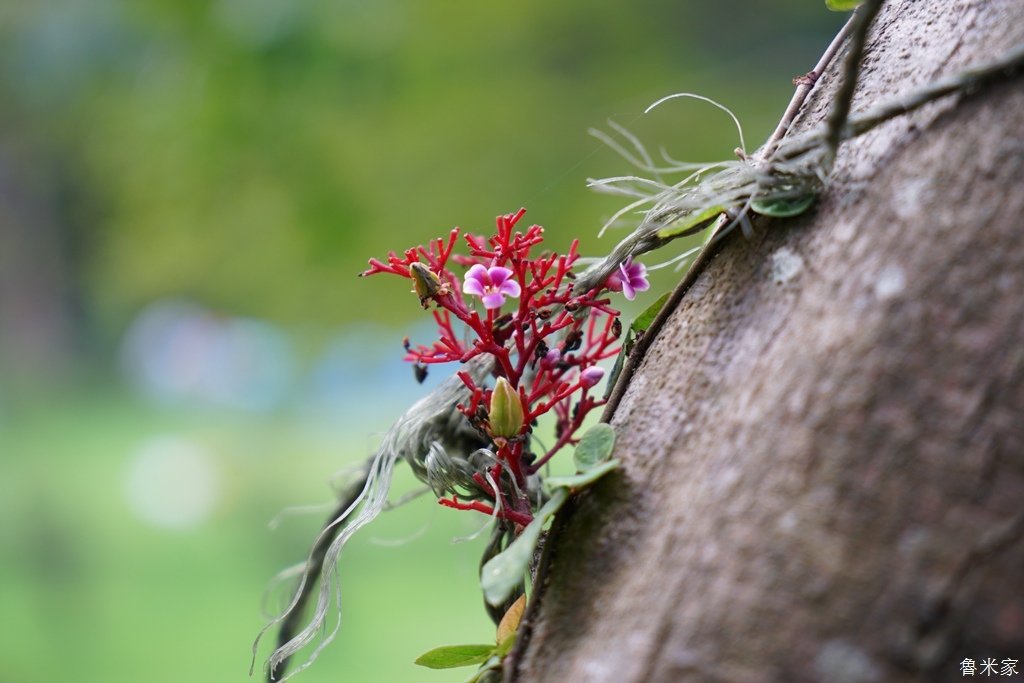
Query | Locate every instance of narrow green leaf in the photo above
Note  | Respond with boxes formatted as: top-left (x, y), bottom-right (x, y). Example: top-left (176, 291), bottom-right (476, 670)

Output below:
top-left (825, 0), bottom-right (861, 11)
top-left (573, 423), bottom-right (616, 471)
top-left (481, 488), bottom-right (569, 606)
top-left (657, 205), bottom-right (725, 239)
top-left (604, 328), bottom-right (633, 400)
top-left (750, 194), bottom-right (816, 218)
top-left (495, 632), bottom-right (517, 658)
top-left (544, 459), bottom-right (620, 490)
top-left (414, 644), bottom-right (496, 669)
top-left (632, 291), bottom-right (671, 334)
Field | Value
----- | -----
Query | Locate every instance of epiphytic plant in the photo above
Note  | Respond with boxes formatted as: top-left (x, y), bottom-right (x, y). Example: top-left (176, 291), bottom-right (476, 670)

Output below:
top-left (255, 209), bottom-right (640, 682)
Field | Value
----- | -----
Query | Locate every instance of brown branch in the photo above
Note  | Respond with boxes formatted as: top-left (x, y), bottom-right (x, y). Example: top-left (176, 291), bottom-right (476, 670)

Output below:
top-left (762, 12), bottom-right (856, 160)
top-left (823, 0), bottom-right (885, 159)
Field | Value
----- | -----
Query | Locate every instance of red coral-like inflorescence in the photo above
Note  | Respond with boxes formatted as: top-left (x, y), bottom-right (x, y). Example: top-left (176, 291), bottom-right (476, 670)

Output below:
top-left (362, 209), bottom-right (640, 526)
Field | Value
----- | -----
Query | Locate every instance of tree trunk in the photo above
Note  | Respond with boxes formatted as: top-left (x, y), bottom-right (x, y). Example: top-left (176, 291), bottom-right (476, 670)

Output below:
top-left (510, 2), bottom-right (1024, 682)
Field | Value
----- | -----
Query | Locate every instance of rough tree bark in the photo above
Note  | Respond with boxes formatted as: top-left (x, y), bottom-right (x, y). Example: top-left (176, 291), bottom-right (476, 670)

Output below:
top-left (509, 2), bottom-right (1024, 682)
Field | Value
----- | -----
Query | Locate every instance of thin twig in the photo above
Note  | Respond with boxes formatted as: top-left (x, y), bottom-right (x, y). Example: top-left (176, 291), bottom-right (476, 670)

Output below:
top-left (823, 0), bottom-right (885, 159)
top-left (762, 13), bottom-right (856, 160)
top-left (846, 40), bottom-right (1024, 139)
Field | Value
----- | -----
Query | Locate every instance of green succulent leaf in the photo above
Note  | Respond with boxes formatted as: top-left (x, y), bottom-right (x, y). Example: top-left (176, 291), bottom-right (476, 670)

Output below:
top-left (656, 205), bottom-right (725, 239)
top-left (632, 291), bottom-right (671, 334)
top-left (573, 423), bottom-right (617, 471)
top-left (750, 194), bottom-right (816, 217)
top-left (825, 0), bottom-right (862, 10)
top-left (481, 488), bottom-right (569, 606)
top-left (414, 644), bottom-right (496, 669)
top-left (544, 459), bottom-right (620, 489)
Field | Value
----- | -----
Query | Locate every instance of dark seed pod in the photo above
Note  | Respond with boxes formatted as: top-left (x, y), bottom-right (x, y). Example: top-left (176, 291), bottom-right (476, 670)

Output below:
top-left (413, 363), bottom-right (429, 384)
top-left (564, 329), bottom-right (583, 352)
top-left (493, 313), bottom-right (513, 330)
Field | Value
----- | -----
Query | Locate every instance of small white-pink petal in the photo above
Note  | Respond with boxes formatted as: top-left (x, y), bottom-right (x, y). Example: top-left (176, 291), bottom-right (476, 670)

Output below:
top-left (482, 292), bottom-right (505, 309)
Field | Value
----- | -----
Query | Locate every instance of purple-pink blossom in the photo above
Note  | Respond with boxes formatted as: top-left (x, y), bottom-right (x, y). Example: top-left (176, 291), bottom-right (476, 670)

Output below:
top-left (463, 263), bottom-right (522, 309)
top-left (605, 257), bottom-right (650, 301)
top-left (580, 366), bottom-right (605, 388)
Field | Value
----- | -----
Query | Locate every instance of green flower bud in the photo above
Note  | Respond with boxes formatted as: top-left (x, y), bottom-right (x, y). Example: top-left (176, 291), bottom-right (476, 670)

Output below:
top-left (489, 377), bottom-right (524, 439)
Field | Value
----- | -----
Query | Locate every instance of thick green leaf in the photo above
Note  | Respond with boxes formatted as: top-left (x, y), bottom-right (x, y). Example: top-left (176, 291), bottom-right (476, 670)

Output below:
top-left (481, 488), bottom-right (569, 606)
top-left (414, 644), bottom-right (496, 669)
top-left (656, 205), bottom-right (725, 239)
top-left (825, 0), bottom-right (861, 10)
top-left (573, 423), bottom-right (616, 471)
top-left (544, 459), bottom-right (620, 489)
top-left (750, 194), bottom-right (816, 217)
top-left (632, 291), bottom-right (671, 334)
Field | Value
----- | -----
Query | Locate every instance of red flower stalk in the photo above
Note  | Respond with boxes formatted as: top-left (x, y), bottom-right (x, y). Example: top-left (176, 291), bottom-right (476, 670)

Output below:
top-left (362, 209), bottom-right (643, 526)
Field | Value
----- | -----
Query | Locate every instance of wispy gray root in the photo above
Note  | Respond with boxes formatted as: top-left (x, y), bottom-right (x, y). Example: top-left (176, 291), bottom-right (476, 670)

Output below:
top-left (255, 355), bottom-right (494, 682)
top-left (575, 9), bottom-right (1024, 296)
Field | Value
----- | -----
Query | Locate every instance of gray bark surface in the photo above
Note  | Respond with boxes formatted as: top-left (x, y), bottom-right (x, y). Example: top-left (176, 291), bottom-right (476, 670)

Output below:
top-left (510, 2), bottom-right (1024, 681)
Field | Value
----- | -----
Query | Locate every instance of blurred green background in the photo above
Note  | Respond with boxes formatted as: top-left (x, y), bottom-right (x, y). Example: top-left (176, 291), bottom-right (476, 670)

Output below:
top-left (0, 1), bottom-right (842, 681)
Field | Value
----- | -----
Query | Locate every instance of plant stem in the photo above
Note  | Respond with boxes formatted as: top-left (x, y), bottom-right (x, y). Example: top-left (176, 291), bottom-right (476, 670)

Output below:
top-left (761, 11), bottom-right (856, 160)
top-left (823, 0), bottom-right (885, 159)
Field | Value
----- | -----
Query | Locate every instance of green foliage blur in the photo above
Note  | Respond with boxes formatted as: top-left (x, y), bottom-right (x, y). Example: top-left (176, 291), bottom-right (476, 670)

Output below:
top-left (0, 1), bottom-right (842, 681)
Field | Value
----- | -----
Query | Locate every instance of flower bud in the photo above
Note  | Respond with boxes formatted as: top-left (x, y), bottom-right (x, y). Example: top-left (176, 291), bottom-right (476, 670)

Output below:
top-left (410, 262), bottom-right (443, 307)
top-left (580, 366), bottom-right (605, 389)
top-left (488, 377), bottom-right (524, 439)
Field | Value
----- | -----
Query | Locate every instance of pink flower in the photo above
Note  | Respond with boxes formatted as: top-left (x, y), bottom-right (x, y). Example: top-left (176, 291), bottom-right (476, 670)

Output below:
top-left (463, 264), bottom-right (521, 309)
top-left (605, 257), bottom-right (650, 301)
top-left (580, 366), bottom-right (605, 388)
